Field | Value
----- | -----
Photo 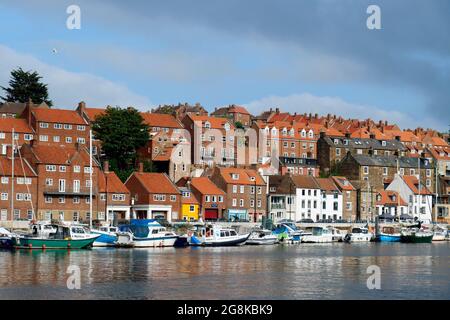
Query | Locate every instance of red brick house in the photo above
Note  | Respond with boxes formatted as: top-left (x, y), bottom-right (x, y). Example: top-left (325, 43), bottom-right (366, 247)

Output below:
top-left (189, 177), bottom-right (226, 221)
top-left (125, 170), bottom-right (181, 222)
top-left (0, 118), bottom-right (34, 155)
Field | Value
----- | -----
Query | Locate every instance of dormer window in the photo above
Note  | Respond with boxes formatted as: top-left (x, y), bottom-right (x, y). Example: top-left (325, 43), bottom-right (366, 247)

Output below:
top-left (308, 130), bottom-right (314, 138)
top-left (290, 128), bottom-right (295, 136)
top-left (250, 176), bottom-right (256, 181)
top-left (334, 139), bottom-right (339, 145)
top-left (381, 141), bottom-right (386, 146)
top-left (224, 123), bottom-right (230, 131)
top-left (271, 128), bottom-right (277, 136)
top-left (343, 139), bottom-right (348, 146)
top-left (204, 121), bottom-right (211, 129)
top-left (301, 129), bottom-right (306, 138)
top-left (281, 128), bottom-right (287, 135)
top-left (231, 173), bottom-right (239, 180)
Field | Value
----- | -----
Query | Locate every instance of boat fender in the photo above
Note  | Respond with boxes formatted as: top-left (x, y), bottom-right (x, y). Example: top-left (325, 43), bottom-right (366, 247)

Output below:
top-left (67, 243), bottom-right (71, 248)
top-left (42, 244), bottom-right (46, 250)
top-left (28, 243), bottom-right (32, 249)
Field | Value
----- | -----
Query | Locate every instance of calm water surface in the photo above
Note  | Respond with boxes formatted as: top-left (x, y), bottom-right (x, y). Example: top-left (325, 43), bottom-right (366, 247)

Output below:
top-left (0, 243), bottom-right (449, 299)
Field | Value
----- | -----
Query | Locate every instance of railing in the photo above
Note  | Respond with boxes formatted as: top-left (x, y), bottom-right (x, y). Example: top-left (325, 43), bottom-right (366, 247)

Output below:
top-left (43, 186), bottom-right (98, 196)
top-left (270, 203), bottom-right (286, 209)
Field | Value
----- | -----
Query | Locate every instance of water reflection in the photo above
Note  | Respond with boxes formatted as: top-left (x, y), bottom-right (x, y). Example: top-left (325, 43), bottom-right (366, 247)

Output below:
top-left (0, 243), bottom-right (449, 300)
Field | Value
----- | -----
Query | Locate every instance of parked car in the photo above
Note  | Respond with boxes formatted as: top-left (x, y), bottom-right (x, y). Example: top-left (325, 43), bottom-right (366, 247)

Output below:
top-left (297, 218), bottom-right (314, 223)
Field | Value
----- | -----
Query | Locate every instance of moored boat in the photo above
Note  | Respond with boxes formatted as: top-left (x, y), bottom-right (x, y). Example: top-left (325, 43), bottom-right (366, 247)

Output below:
top-left (189, 224), bottom-right (249, 246)
top-left (272, 222), bottom-right (303, 243)
top-left (246, 229), bottom-right (278, 245)
top-left (116, 219), bottom-right (178, 247)
top-left (431, 226), bottom-right (447, 242)
top-left (400, 227), bottom-right (433, 243)
top-left (12, 224), bottom-right (100, 249)
top-left (91, 226), bottom-right (119, 247)
top-left (0, 227), bottom-right (14, 248)
top-left (344, 227), bottom-right (373, 243)
top-left (301, 226), bottom-right (334, 243)
top-left (376, 225), bottom-right (401, 242)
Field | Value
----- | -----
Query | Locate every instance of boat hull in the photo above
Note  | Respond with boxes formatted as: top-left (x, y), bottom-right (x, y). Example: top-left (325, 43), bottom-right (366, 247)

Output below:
top-left (132, 236), bottom-right (178, 247)
top-left (376, 234), bottom-right (401, 242)
top-left (0, 237), bottom-right (13, 248)
top-left (400, 234), bottom-right (433, 243)
top-left (203, 234), bottom-right (250, 247)
top-left (92, 232), bottom-right (118, 247)
top-left (12, 235), bottom-right (99, 249)
top-left (344, 233), bottom-right (373, 243)
top-left (246, 237), bottom-right (278, 245)
top-left (301, 235), bottom-right (334, 243)
top-left (432, 234), bottom-right (446, 241)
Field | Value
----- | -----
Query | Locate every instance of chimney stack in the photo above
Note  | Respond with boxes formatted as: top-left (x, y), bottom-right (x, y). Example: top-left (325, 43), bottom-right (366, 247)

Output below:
top-left (104, 160), bottom-right (109, 173)
top-left (138, 162), bottom-right (144, 173)
top-left (78, 101), bottom-right (86, 113)
top-left (275, 108), bottom-right (280, 114)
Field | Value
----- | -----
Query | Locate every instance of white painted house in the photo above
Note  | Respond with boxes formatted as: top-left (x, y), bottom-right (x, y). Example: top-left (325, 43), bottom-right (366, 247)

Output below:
top-left (315, 178), bottom-right (343, 221)
top-left (386, 174), bottom-right (433, 223)
top-left (291, 176), bottom-right (322, 222)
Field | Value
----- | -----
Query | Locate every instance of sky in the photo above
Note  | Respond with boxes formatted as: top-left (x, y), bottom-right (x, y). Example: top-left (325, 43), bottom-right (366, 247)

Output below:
top-left (0, 0), bottom-right (449, 131)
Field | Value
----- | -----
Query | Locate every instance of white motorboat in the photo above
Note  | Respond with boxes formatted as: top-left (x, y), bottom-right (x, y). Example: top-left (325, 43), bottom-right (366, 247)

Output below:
top-left (301, 226), bottom-right (335, 243)
top-left (246, 229), bottom-right (278, 245)
top-left (344, 227), bottom-right (373, 243)
top-left (91, 226), bottom-right (119, 247)
top-left (116, 219), bottom-right (178, 247)
top-left (189, 225), bottom-right (249, 246)
top-left (431, 226), bottom-right (447, 242)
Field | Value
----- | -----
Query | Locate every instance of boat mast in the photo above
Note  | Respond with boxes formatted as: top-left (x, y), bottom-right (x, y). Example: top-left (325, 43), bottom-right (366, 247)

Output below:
top-left (418, 157), bottom-right (421, 220)
top-left (434, 161), bottom-right (438, 224)
top-left (11, 128), bottom-right (14, 221)
top-left (89, 129), bottom-right (93, 229)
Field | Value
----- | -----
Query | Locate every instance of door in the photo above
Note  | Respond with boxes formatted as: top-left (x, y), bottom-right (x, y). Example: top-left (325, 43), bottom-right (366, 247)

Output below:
top-left (204, 209), bottom-right (218, 220)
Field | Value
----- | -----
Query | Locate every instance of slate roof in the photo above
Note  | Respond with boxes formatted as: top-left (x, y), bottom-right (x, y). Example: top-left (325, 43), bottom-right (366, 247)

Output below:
top-left (323, 135), bottom-right (405, 151)
top-left (351, 154), bottom-right (433, 169)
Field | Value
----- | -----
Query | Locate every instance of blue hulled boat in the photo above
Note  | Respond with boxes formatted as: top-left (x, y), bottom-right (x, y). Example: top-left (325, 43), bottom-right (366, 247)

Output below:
top-left (91, 226), bottom-right (119, 247)
top-left (376, 226), bottom-right (401, 242)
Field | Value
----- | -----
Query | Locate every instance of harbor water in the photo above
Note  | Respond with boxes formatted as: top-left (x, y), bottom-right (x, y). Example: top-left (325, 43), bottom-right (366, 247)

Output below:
top-left (0, 242), bottom-right (449, 300)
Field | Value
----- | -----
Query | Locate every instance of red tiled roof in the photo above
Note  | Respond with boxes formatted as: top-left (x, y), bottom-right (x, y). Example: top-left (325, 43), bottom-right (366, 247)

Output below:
top-left (132, 172), bottom-right (180, 194)
top-left (229, 105), bottom-right (251, 115)
top-left (30, 144), bottom-right (96, 166)
top-left (0, 118), bottom-right (32, 133)
top-left (141, 112), bottom-right (183, 129)
top-left (218, 167), bottom-right (265, 185)
top-left (190, 177), bottom-right (225, 195)
top-left (189, 115), bottom-right (235, 130)
top-left (180, 188), bottom-right (200, 204)
top-left (402, 175), bottom-right (432, 195)
top-left (99, 171), bottom-right (129, 194)
top-left (315, 178), bottom-right (339, 192)
top-left (331, 176), bottom-right (355, 191)
top-left (32, 108), bottom-right (86, 125)
top-left (0, 156), bottom-right (36, 177)
top-left (376, 190), bottom-right (407, 206)
top-left (291, 175), bottom-right (319, 189)
top-left (84, 108), bottom-right (106, 121)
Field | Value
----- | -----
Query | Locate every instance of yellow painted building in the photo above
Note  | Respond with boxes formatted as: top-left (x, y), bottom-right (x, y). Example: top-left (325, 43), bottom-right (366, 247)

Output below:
top-left (181, 203), bottom-right (199, 221)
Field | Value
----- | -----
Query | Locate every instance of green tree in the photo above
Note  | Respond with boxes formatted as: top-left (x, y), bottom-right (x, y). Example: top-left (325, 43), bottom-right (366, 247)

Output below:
top-left (234, 121), bottom-right (244, 129)
top-left (154, 105), bottom-right (176, 114)
top-left (1, 68), bottom-right (53, 106)
top-left (92, 106), bottom-right (149, 180)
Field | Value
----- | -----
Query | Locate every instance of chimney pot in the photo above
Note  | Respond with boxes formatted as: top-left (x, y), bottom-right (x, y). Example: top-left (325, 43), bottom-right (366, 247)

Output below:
top-left (104, 160), bottom-right (109, 173)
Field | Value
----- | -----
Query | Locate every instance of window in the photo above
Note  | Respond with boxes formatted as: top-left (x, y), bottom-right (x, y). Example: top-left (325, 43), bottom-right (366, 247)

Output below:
top-left (153, 194), bottom-right (166, 201)
top-left (45, 196), bottom-right (52, 203)
top-left (232, 185), bottom-right (237, 193)
top-left (1, 209), bottom-right (7, 221)
top-left (212, 196), bottom-right (217, 202)
top-left (346, 202), bottom-right (352, 210)
top-left (363, 166), bottom-right (369, 175)
top-left (257, 187), bottom-right (262, 194)
top-left (205, 195), bottom-right (210, 202)
top-left (16, 177), bottom-right (24, 185)
top-left (239, 199), bottom-right (244, 207)
top-left (426, 169), bottom-right (431, 177)
top-left (189, 205), bottom-right (195, 212)
top-left (218, 196), bottom-right (223, 202)
top-left (250, 199), bottom-right (255, 207)
top-left (59, 166), bottom-right (66, 172)
top-left (1, 193), bottom-right (8, 201)
top-left (46, 165), bottom-right (56, 172)
top-left (257, 199), bottom-right (262, 208)
top-left (291, 142), bottom-right (295, 148)
top-left (54, 123), bottom-right (62, 129)
top-left (240, 185), bottom-right (244, 194)
top-left (426, 179), bottom-right (431, 187)
top-left (59, 179), bottom-right (66, 192)
top-left (77, 137), bottom-right (86, 144)
top-left (39, 135), bottom-right (48, 142)
top-left (0, 132), bottom-right (4, 139)
top-left (100, 193), bottom-right (106, 201)
top-left (1, 177), bottom-right (8, 184)
top-left (383, 167), bottom-right (388, 176)
top-left (73, 180), bottom-right (80, 193)
top-left (231, 173), bottom-right (239, 180)
top-left (357, 149), bottom-right (363, 155)
top-left (73, 212), bottom-right (79, 221)
top-left (64, 124), bottom-right (72, 130)
top-left (65, 137), bottom-right (72, 143)
top-left (24, 134), bottom-right (33, 141)
top-left (73, 165), bottom-right (80, 173)
top-left (170, 195), bottom-right (176, 202)
top-left (85, 197), bottom-right (90, 204)
top-left (77, 125), bottom-right (86, 131)
top-left (45, 178), bottom-right (53, 186)
top-left (400, 168), bottom-right (405, 175)
top-left (53, 136), bottom-right (60, 143)
top-left (336, 148), bottom-right (341, 156)
top-left (16, 193), bottom-right (24, 201)
top-left (58, 196), bottom-right (65, 204)
top-left (323, 202), bottom-right (326, 210)
top-left (40, 122), bottom-right (49, 128)
top-left (73, 197), bottom-right (80, 204)
top-left (410, 169), bottom-right (415, 175)
top-left (98, 212), bottom-right (105, 220)
top-left (84, 167), bottom-right (92, 174)
top-left (13, 209), bottom-right (20, 220)
top-left (232, 198), bottom-right (237, 206)
top-left (333, 202), bottom-right (338, 211)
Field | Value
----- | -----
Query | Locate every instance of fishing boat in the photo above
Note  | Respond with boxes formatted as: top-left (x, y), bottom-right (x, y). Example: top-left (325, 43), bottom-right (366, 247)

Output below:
top-left (11, 224), bottom-right (100, 249)
top-left (246, 229), bottom-right (278, 245)
top-left (375, 225), bottom-right (401, 242)
top-left (301, 226), bottom-right (334, 243)
top-left (116, 219), bottom-right (178, 247)
top-left (400, 227), bottom-right (433, 243)
top-left (91, 225), bottom-right (119, 247)
top-left (344, 227), bottom-right (374, 242)
top-left (189, 224), bottom-right (249, 246)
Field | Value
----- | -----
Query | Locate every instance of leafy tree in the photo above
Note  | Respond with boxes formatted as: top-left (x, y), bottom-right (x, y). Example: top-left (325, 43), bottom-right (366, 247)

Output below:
top-left (92, 106), bottom-right (149, 180)
top-left (1, 68), bottom-right (53, 106)
top-left (234, 121), bottom-right (244, 129)
top-left (142, 159), bottom-right (156, 172)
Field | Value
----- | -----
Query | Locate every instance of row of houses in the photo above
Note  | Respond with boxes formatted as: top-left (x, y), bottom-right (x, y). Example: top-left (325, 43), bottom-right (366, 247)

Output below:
top-left (0, 100), bottom-right (449, 223)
